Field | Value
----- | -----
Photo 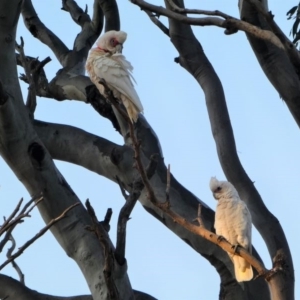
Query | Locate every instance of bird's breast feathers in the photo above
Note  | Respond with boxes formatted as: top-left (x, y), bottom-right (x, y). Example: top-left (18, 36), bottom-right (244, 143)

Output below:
top-left (215, 198), bottom-right (251, 238)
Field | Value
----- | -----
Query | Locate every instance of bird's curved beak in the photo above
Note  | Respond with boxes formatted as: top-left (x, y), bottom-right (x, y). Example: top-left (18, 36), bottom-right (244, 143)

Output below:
top-left (115, 44), bottom-right (123, 53)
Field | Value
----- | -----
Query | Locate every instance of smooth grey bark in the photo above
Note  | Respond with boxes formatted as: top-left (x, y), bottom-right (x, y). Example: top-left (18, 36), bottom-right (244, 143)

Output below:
top-left (238, 1), bottom-right (295, 299)
top-left (240, 0), bottom-right (300, 128)
top-left (0, 1), bottom-right (135, 300)
top-left (0, 274), bottom-right (157, 300)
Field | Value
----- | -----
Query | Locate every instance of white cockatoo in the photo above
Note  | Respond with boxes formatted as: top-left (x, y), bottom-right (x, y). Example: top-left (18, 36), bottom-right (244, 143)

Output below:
top-left (209, 177), bottom-right (253, 282)
top-left (86, 30), bottom-right (143, 123)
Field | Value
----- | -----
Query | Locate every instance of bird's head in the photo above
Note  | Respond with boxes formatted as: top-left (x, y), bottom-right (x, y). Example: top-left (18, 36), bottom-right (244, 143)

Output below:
top-left (96, 30), bottom-right (127, 54)
top-left (209, 177), bottom-right (239, 200)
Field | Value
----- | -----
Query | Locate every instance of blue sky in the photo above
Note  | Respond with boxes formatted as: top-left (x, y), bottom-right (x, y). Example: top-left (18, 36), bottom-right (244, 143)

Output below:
top-left (0, 0), bottom-right (299, 299)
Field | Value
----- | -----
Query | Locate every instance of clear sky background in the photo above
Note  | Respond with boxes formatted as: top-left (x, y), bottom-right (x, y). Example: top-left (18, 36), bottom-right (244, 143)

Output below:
top-left (0, 0), bottom-right (299, 299)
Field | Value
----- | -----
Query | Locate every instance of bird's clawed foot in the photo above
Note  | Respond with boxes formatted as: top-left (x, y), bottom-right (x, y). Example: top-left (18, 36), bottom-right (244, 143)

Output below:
top-left (232, 244), bottom-right (239, 254)
top-left (217, 235), bottom-right (227, 243)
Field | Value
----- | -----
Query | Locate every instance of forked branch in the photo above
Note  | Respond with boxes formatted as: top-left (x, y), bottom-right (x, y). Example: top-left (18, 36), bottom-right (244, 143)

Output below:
top-left (0, 202), bottom-right (79, 271)
top-left (130, 0), bottom-right (284, 49)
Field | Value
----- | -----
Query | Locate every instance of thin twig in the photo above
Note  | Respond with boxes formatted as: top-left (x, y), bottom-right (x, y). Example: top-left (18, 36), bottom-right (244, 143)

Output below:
top-left (0, 202), bottom-right (80, 271)
top-left (145, 10), bottom-right (170, 36)
top-left (0, 196), bottom-right (43, 235)
top-left (1, 198), bottom-right (24, 231)
top-left (166, 0), bottom-right (229, 17)
top-left (193, 204), bottom-right (204, 227)
top-left (15, 37), bottom-right (37, 115)
top-left (6, 233), bottom-right (25, 284)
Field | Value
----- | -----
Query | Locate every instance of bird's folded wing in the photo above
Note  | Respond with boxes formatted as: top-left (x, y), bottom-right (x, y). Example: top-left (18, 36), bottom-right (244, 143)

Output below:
top-left (236, 201), bottom-right (252, 252)
top-left (93, 56), bottom-right (143, 112)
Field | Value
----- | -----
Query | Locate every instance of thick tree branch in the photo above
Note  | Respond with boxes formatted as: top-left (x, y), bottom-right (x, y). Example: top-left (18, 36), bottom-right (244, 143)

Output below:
top-left (240, 0), bottom-right (300, 129)
top-left (33, 119), bottom-right (268, 299)
top-left (62, 0), bottom-right (91, 27)
top-left (61, 0), bottom-right (103, 55)
top-left (115, 155), bottom-right (158, 265)
top-left (131, 0), bottom-right (284, 49)
top-left (0, 274), bottom-right (157, 300)
top-left (0, 2), bottom-right (135, 298)
top-left (245, 0), bottom-right (300, 70)
top-left (21, 0), bottom-right (70, 66)
top-left (98, 0), bottom-right (120, 32)
top-left (91, 0), bottom-right (104, 34)
top-left (86, 200), bottom-right (119, 300)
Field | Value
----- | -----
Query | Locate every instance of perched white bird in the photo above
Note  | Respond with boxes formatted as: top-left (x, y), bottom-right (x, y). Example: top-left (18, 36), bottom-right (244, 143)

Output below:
top-left (86, 30), bottom-right (143, 123)
top-left (209, 177), bottom-right (253, 282)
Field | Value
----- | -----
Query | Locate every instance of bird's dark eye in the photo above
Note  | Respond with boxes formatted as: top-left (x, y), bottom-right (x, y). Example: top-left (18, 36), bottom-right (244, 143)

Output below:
top-left (216, 186), bottom-right (222, 191)
top-left (110, 38), bottom-right (118, 47)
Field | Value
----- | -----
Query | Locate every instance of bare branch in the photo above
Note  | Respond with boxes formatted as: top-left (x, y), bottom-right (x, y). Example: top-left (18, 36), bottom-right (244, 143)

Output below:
top-left (98, 0), bottom-right (120, 32)
top-left (16, 53), bottom-right (52, 98)
top-left (130, 121), bottom-right (269, 281)
top-left (99, 208), bottom-right (113, 232)
top-left (6, 233), bottom-right (25, 284)
top-left (85, 200), bottom-right (119, 300)
top-left (62, 0), bottom-right (103, 53)
top-left (115, 155), bottom-right (158, 265)
top-left (61, 0), bottom-right (91, 27)
top-left (0, 195), bottom-right (43, 236)
top-left (21, 0), bottom-right (70, 66)
top-left (91, 0), bottom-right (104, 34)
top-left (130, 0), bottom-right (284, 49)
top-left (98, 77), bottom-right (271, 286)
top-left (145, 10), bottom-right (170, 36)
top-left (0, 273), bottom-right (157, 300)
top-left (0, 202), bottom-right (80, 271)
top-left (245, 0), bottom-right (300, 71)
top-left (1, 198), bottom-right (23, 229)
top-left (16, 37), bottom-right (37, 115)
top-left (166, 0), bottom-right (230, 17)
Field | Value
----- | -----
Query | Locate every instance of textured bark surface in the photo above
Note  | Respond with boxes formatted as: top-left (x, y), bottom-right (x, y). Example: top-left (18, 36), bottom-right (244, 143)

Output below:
top-left (0, 274), bottom-right (157, 300)
top-left (238, 1), bottom-right (295, 299)
top-left (0, 0), bottom-right (295, 299)
top-left (0, 1), bottom-right (135, 300)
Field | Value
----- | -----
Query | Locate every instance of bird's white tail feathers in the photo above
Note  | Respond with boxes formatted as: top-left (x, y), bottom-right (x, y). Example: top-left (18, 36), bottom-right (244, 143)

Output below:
top-left (233, 255), bottom-right (253, 282)
top-left (121, 96), bottom-right (140, 122)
